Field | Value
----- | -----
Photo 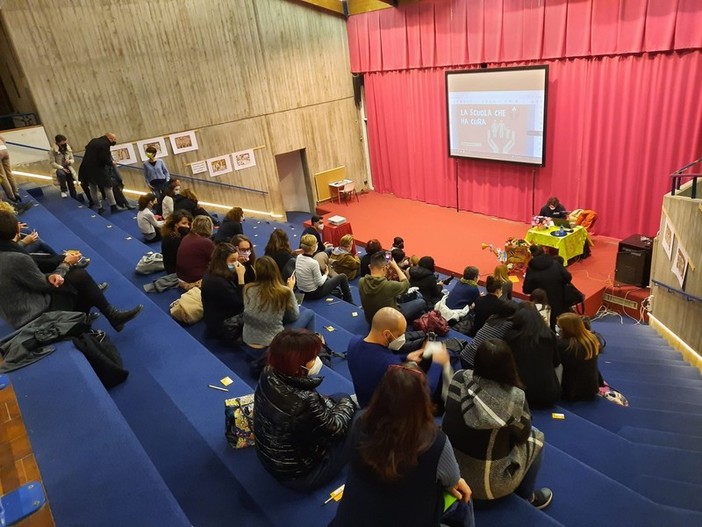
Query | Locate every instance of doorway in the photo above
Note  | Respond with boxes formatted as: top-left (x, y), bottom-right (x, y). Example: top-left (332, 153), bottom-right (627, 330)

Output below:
top-left (275, 149), bottom-right (315, 214)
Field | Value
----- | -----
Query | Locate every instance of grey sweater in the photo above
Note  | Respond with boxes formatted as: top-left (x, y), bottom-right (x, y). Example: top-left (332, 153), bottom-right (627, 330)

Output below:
top-left (242, 285), bottom-right (298, 347)
top-left (0, 249), bottom-right (55, 328)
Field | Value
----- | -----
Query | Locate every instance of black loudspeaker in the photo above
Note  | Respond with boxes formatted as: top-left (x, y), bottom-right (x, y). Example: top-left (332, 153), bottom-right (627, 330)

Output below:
top-left (614, 235), bottom-right (653, 287)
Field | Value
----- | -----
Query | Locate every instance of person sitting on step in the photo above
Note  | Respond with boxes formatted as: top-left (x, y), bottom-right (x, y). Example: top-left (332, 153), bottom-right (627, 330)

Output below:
top-left (0, 210), bottom-right (142, 331)
top-left (136, 193), bottom-right (164, 243)
top-left (160, 210), bottom-right (192, 275)
top-left (214, 206), bottom-right (244, 243)
top-left (48, 134), bottom-right (79, 200)
top-left (295, 234), bottom-right (353, 303)
top-left (201, 243), bottom-right (246, 341)
top-left (176, 214), bottom-right (215, 289)
top-left (443, 339), bottom-right (553, 510)
top-left (329, 234), bottom-right (361, 280)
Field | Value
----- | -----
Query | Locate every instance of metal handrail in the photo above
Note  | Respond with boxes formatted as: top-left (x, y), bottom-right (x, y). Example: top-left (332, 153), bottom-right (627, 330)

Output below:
top-left (670, 156), bottom-right (701, 199)
top-left (651, 279), bottom-right (702, 304)
top-left (5, 140), bottom-right (268, 196)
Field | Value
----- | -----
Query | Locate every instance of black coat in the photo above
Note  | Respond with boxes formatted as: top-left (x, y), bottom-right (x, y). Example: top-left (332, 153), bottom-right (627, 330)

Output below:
top-left (201, 273), bottom-right (243, 338)
top-left (469, 294), bottom-right (506, 337)
top-left (522, 254), bottom-right (572, 327)
top-left (506, 332), bottom-right (561, 408)
top-left (78, 136), bottom-right (113, 187)
top-left (214, 218), bottom-right (243, 243)
top-left (409, 266), bottom-right (443, 308)
top-left (254, 367), bottom-right (355, 483)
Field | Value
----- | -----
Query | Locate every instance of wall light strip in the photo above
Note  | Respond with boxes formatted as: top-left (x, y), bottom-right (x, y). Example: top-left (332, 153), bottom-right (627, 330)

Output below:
top-left (13, 170), bottom-right (284, 219)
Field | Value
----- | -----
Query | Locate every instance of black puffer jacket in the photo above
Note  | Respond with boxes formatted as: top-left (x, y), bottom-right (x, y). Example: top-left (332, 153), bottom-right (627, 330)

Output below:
top-left (409, 265), bottom-right (443, 308)
top-left (254, 367), bottom-right (356, 483)
top-left (522, 254), bottom-right (572, 327)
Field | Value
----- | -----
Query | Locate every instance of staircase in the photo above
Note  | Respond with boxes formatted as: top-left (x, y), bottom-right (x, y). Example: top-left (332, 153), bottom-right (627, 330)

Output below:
top-left (5, 186), bottom-right (702, 527)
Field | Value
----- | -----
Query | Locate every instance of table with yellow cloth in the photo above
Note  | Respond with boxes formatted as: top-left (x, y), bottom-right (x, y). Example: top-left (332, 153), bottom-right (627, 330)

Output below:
top-left (525, 226), bottom-right (588, 266)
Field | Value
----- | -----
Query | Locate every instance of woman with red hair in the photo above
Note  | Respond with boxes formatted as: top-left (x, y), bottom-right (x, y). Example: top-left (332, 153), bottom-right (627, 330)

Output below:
top-left (254, 329), bottom-right (356, 491)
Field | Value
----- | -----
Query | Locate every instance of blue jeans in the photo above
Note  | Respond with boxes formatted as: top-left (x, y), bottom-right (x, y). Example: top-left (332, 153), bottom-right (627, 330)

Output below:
top-left (284, 308), bottom-right (316, 333)
top-left (398, 297), bottom-right (426, 322)
top-left (514, 444), bottom-right (544, 500)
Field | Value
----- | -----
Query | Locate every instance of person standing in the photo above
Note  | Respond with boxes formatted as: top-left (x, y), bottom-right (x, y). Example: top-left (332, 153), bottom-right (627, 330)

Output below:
top-left (142, 146), bottom-right (170, 198)
top-left (78, 132), bottom-right (122, 214)
top-left (0, 135), bottom-right (20, 204)
top-left (522, 245), bottom-right (572, 328)
top-left (48, 135), bottom-right (79, 199)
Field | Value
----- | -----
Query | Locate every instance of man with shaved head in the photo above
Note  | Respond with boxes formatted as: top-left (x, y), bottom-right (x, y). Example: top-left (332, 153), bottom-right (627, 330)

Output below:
top-left (78, 132), bottom-right (122, 215)
top-left (347, 307), bottom-right (449, 407)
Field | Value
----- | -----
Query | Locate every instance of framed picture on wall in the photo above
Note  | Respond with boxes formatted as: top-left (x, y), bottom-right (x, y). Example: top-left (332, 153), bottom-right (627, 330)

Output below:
top-left (671, 244), bottom-right (689, 289)
top-left (170, 131), bottom-right (198, 154)
top-left (110, 143), bottom-right (138, 165)
top-left (207, 155), bottom-right (233, 177)
top-left (136, 137), bottom-right (168, 162)
top-left (661, 216), bottom-right (675, 259)
top-left (232, 148), bottom-right (256, 171)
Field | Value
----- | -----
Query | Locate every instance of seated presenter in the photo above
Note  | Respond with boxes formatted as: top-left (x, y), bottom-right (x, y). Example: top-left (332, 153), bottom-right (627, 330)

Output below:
top-left (539, 197), bottom-right (567, 219)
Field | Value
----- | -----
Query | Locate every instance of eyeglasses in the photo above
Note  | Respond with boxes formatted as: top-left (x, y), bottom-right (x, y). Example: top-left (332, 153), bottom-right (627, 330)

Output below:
top-left (388, 364), bottom-right (425, 378)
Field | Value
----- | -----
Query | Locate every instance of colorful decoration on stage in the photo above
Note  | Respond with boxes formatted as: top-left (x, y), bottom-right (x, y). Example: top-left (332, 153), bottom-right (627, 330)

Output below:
top-left (482, 238), bottom-right (532, 274)
top-left (532, 215), bottom-right (553, 229)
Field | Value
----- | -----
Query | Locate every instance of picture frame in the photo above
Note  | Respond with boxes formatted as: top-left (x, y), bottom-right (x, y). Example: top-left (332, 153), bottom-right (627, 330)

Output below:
top-left (136, 137), bottom-right (168, 162)
top-left (207, 155), bottom-right (233, 177)
top-left (232, 148), bottom-right (256, 171)
top-left (110, 143), bottom-right (138, 165)
top-left (671, 244), bottom-right (689, 289)
top-left (170, 131), bottom-right (199, 154)
top-left (190, 160), bottom-right (208, 175)
top-left (661, 215), bottom-right (674, 260)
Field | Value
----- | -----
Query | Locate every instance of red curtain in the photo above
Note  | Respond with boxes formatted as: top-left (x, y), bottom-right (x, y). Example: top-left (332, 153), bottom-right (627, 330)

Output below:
top-left (347, 0), bottom-right (702, 72)
top-left (364, 52), bottom-right (702, 238)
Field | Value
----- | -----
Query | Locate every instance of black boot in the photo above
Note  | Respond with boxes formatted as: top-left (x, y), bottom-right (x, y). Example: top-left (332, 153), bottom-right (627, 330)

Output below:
top-left (105, 304), bottom-right (143, 332)
top-left (110, 204), bottom-right (125, 213)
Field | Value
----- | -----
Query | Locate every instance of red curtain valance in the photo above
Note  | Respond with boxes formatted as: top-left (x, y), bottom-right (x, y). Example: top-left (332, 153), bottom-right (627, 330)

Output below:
top-left (347, 0), bottom-right (702, 73)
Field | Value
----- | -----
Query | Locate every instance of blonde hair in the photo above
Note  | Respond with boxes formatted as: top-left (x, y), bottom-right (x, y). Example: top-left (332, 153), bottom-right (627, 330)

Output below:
top-left (300, 233), bottom-right (318, 252)
top-left (191, 215), bottom-right (213, 237)
top-left (245, 256), bottom-right (291, 312)
top-left (557, 312), bottom-right (600, 360)
top-left (493, 264), bottom-right (509, 282)
top-left (339, 234), bottom-right (354, 248)
top-left (0, 202), bottom-right (15, 214)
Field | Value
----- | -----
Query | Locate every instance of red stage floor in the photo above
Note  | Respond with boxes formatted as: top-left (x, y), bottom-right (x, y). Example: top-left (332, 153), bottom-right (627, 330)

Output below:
top-left (318, 191), bottom-right (627, 316)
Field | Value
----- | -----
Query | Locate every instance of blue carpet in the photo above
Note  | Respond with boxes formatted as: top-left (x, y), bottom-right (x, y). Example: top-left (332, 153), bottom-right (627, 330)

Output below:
top-left (8, 345), bottom-right (190, 527)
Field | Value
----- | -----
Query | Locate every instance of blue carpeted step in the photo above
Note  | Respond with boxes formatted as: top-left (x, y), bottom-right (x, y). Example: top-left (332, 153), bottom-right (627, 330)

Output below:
top-left (635, 475), bottom-right (702, 514)
top-left (601, 370), bottom-right (702, 391)
top-left (619, 426), bottom-right (702, 453)
top-left (561, 397), bottom-right (702, 437)
top-left (600, 360), bottom-right (702, 381)
top-left (533, 407), bottom-right (702, 509)
top-left (8, 345), bottom-right (191, 527)
top-left (598, 378), bottom-right (702, 406)
top-left (623, 395), bottom-right (702, 416)
top-left (538, 445), bottom-right (702, 527)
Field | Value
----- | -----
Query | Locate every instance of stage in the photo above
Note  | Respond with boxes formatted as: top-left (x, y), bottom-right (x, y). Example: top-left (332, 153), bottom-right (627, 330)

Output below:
top-left (316, 191), bottom-right (642, 317)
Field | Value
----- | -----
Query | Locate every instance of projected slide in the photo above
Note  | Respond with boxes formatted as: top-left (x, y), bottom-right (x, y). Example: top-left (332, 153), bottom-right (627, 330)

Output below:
top-left (446, 67), bottom-right (548, 166)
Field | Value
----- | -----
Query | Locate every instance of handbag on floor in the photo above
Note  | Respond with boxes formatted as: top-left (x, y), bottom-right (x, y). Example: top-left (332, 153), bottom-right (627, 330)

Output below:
top-left (72, 330), bottom-right (129, 389)
top-left (563, 282), bottom-right (585, 314)
top-left (413, 310), bottom-right (449, 336)
top-left (225, 394), bottom-right (255, 449)
top-left (222, 313), bottom-right (244, 344)
top-left (135, 251), bottom-right (164, 275)
top-left (170, 287), bottom-right (203, 324)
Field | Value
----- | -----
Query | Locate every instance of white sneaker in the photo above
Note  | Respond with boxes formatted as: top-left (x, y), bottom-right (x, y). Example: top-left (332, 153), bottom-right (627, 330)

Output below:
top-left (61, 192), bottom-right (68, 198)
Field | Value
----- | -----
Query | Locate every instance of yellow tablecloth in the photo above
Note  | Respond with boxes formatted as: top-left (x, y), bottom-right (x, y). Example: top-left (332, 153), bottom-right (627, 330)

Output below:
top-left (525, 226), bottom-right (587, 266)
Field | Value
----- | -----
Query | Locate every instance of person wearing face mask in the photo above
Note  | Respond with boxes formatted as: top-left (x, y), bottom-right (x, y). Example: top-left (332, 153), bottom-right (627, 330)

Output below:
top-left (142, 146), bottom-right (170, 198)
top-left (301, 214), bottom-right (333, 273)
top-left (231, 234), bottom-right (257, 285)
top-left (254, 329), bottom-right (356, 490)
top-left (158, 179), bottom-right (180, 218)
top-left (49, 134), bottom-right (79, 199)
top-left (347, 307), bottom-right (450, 408)
top-left (78, 132), bottom-right (123, 214)
top-left (295, 234), bottom-right (353, 303)
top-left (201, 243), bottom-right (246, 339)
top-left (160, 210), bottom-right (193, 274)
top-left (241, 256), bottom-right (316, 375)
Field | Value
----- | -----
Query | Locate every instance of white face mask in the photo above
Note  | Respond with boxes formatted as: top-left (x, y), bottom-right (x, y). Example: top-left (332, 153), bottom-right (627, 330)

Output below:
top-left (387, 333), bottom-right (406, 351)
top-left (318, 223), bottom-right (325, 231)
top-left (306, 357), bottom-right (324, 376)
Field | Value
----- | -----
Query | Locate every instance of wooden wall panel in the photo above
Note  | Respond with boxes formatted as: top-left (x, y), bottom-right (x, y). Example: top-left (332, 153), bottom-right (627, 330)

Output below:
top-left (0, 0), bottom-right (368, 219)
top-left (651, 194), bottom-right (702, 353)
top-left (0, 15), bottom-right (37, 115)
